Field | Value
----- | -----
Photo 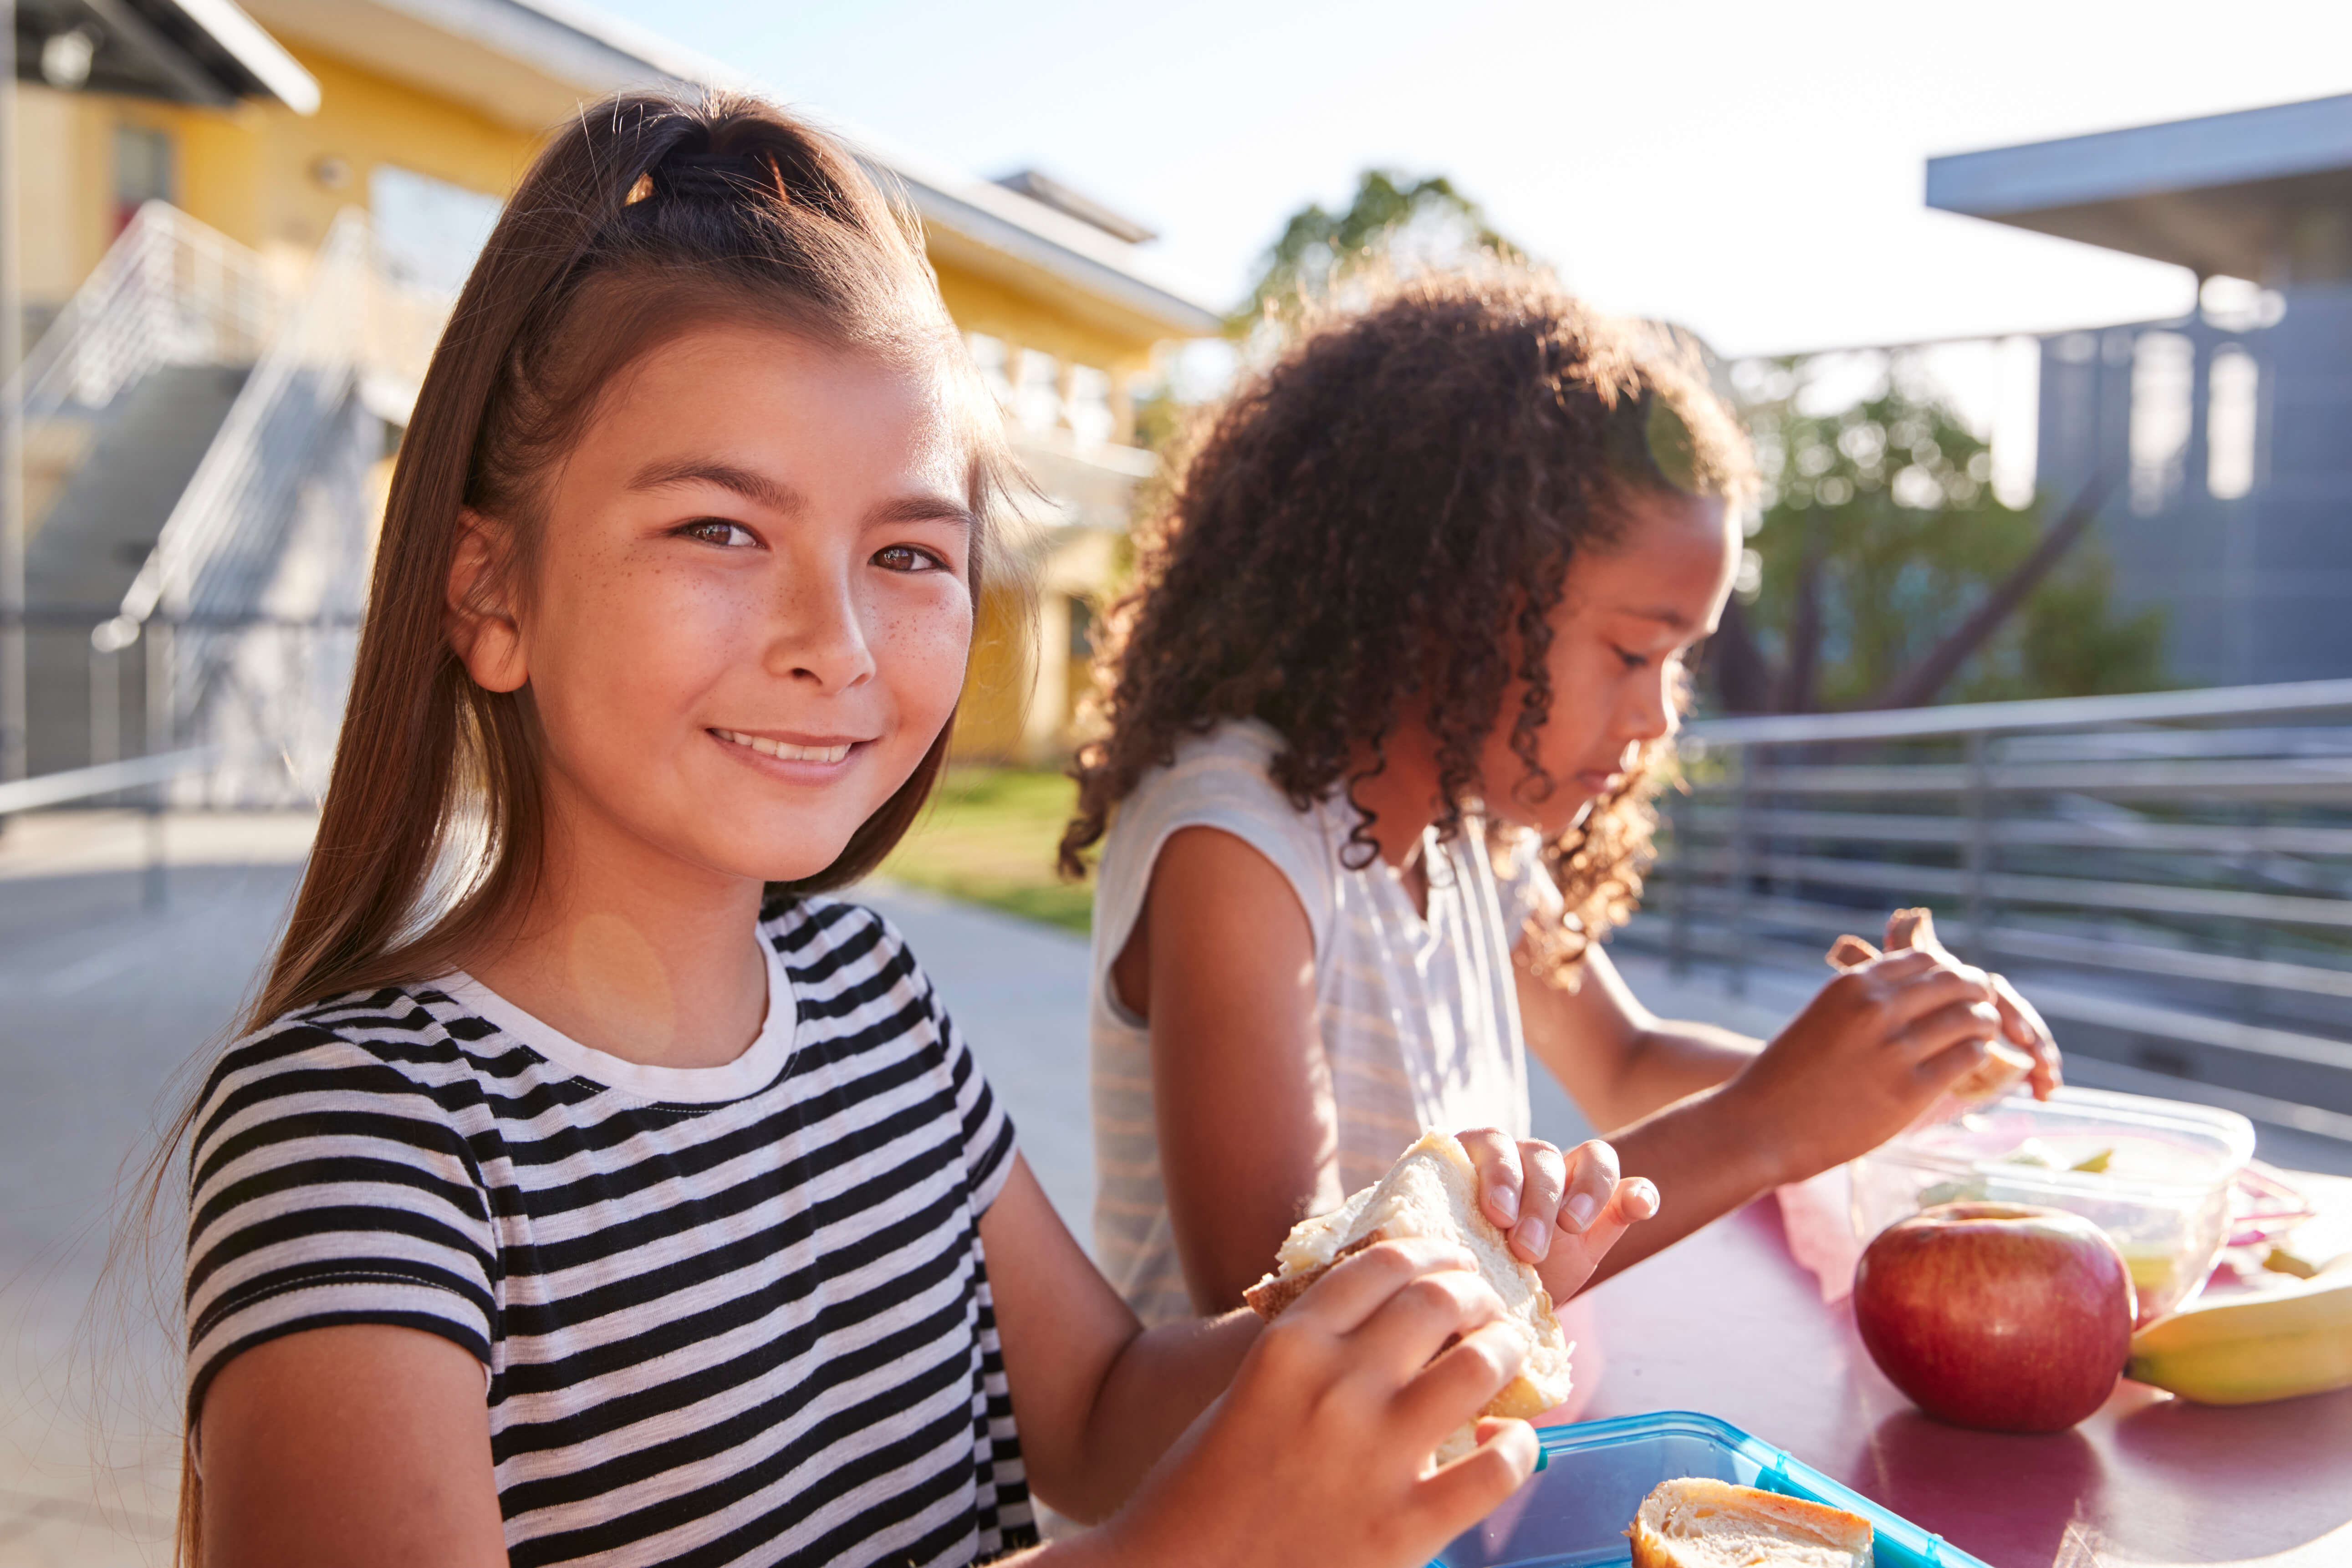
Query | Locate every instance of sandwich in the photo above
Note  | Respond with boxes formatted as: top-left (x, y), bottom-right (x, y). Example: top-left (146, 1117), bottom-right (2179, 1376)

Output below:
top-left (1826, 906), bottom-right (2033, 1104)
top-left (1629, 1478), bottom-right (1874, 1567)
top-left (1244, 1131), bottom-right (1574, 1461)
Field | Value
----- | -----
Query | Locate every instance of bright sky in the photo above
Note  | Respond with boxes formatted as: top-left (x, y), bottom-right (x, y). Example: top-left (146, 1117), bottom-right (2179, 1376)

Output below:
top-left (592, 0), bottom-right (2352, 358)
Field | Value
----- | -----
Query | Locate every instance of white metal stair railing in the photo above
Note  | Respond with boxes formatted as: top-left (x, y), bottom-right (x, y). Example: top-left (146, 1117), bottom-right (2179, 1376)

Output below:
top-left (1633, 681), bottom-right (2352, 1143)
top-left (12, 201), bottom-right (276, 434)
top-left (109, 210), bottom-right (459, 807)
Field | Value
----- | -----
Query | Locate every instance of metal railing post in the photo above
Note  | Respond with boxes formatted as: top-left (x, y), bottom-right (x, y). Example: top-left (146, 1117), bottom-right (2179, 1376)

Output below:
top-left (1667, 782), bottom-right (1693, 977)
top-left (1728, 743), bottom-right (1754, 998)
top-left (1964, 729), bottom-right (1990, 962)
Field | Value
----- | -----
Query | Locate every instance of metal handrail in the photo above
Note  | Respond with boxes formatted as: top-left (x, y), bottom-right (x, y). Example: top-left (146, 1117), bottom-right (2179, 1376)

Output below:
top-left (11, 202), bottom-right (275, 428)
top-left (0, 747), bottom-right (214, 816)
top-left (1682, 678), bottom-right (2352, 747)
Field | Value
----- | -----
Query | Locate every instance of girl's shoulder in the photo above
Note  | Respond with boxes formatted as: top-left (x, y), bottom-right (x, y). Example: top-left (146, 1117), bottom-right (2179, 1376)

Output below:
top-left (1116, 718), bottom-right (1330, 844)
top-left (1093, 718), bottom-right (1342, 960)
top-left (192, 982), bottom-right (523, 1144)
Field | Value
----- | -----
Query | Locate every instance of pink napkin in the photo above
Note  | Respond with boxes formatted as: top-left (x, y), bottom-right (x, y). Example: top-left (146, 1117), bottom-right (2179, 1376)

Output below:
top-left (1775, 1164), bottom-right (1862, 1304)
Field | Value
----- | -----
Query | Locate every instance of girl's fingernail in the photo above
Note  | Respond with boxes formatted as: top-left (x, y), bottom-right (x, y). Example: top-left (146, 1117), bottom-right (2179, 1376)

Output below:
top-left (1564, 1194), bottom-right (1598, 1231)
top-left (1632, 1180), bottom-right (1660, 1216)
top-left (1517, 1217), bottom-right (1549, 1255)
top-left (1490, 1185), bottom-right (1519, 1223)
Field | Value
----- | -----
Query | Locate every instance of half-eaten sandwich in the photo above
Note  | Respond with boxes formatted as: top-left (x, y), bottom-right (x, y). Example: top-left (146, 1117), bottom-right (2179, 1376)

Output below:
top-left (1628, 1478), bottom-right (1874, 1568)
top-left (1243, 1131), bottom-right (1575, 1461)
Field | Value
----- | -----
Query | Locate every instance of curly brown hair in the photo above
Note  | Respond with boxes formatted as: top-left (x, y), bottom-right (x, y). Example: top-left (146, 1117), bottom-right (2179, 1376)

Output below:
top-left (1060, 267), bottom-right (1752, 980)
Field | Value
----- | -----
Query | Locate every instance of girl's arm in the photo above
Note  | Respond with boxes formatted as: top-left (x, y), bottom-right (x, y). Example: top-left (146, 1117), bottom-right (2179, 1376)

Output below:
top-left (1113, 824), bottom-right (1339, 1316)
top-left (199, 1323), bottom-right (508, 1567)
top-left (1517, 943), bottom-right (1759, 1131)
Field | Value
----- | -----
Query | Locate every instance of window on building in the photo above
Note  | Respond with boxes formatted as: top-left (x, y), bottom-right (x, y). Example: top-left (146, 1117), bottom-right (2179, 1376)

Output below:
top-left (369, 165), bottom-right (504, 296)
top-left (2207, 345), bottom-right (2259, 501)
top-left (2128, 332), bottom-right (2194, 515)
top-left (112, 125), bottom-right (174, 233)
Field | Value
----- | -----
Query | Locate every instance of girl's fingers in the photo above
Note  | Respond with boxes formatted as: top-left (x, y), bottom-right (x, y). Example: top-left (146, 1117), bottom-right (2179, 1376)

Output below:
top-left (1347, 1265), bottom-right (1509, 1383)
top-left (1915, 1033), bottom-right (1996, 1091)
top-left (1290, 1237), bottom-right (1481, 1338)
top-left (1413, 1417), bottom-right (1539, 1523)
top-left (1509, 1141), bottom-right (1571, 1262)
top-left (1894, 999), bottom-right (2004, 1063)
top-left (1458, 1127), bottom-right (1525, 1228)
top-left (1874, 967), bottom-right (1998, 1033)
top-left (1537, 1176), bottom-right (1657, 1301)
top-left (1392, 1318), bottom-right (1528, 1439)
top-left (1988, 972), bottom-right (2063, 1097)
top-left (1546, 1139), bottom-right (1617, 1240)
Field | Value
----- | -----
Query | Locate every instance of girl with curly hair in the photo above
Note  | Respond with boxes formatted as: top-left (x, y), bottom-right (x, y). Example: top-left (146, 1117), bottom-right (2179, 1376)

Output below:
top-left (1065, 269), bottom-right (2060, 1326)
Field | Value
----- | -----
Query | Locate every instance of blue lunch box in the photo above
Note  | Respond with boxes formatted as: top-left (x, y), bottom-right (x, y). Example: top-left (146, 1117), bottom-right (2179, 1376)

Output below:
top-left (1429, 1410), bottom-right (1992, 1568)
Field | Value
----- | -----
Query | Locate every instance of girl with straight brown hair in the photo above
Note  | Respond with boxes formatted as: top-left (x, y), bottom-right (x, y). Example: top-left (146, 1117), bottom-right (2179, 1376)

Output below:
top-left (163, 92), bottom-right (1655, 1567)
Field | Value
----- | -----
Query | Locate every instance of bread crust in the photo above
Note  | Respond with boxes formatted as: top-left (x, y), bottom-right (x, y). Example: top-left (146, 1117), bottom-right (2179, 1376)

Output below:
top-left (1628, 1479), bottom-right (1872, 1567)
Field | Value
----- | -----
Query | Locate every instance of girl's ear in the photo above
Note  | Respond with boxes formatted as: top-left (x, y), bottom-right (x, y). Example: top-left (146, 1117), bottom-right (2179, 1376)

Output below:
top-left (447, 507), bottom-right (529, 693)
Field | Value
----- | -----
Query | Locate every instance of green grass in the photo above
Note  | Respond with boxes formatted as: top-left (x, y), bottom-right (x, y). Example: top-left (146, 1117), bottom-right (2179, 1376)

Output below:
top-left (877, 767), bottom-right (1094, 933)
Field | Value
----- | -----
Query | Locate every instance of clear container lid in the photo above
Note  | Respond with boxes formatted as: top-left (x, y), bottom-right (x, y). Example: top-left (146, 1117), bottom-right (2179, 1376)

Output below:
top-left (1872, 1086), bottom-right (2254, 1202)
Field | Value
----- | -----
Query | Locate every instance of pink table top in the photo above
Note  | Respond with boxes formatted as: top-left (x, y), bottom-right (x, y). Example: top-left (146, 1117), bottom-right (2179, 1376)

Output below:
top-left (1559, 1197), bottom-right (2352, 1568)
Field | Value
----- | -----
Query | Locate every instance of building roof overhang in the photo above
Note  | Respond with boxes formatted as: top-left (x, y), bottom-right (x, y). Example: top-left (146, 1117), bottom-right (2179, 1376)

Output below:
top-left (1925, 93), bottom-right (2352, 282)
top-left (235, 0), bottom-right (1220, 338)
top-left (17, 0), bottom-right (317, 111)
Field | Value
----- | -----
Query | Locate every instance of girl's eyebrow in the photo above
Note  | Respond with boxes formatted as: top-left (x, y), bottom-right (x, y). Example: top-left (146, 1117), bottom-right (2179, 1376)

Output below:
top-left (870, 495), bottom-right (977, 531)
top-left (628, 457), bottom-right (801, 512)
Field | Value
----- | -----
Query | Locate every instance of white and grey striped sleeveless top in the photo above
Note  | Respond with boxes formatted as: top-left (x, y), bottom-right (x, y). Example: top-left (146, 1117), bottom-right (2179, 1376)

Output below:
top-left (1088, 720), bottom-right (1547, 1326)
top-left (185, 896), bottom-right (1035, 1568)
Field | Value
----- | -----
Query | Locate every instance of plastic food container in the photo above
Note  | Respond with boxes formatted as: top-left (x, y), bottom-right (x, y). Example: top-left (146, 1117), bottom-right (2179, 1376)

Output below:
top-left (1849, 1086), bottom-right (2254, 1322)
top-left (1429, 1410), bottom-right (1987, 1568)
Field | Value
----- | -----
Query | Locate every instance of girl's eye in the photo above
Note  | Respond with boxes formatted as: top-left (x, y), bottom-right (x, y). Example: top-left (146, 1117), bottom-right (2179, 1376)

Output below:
top-left (1615, 646), bottom-right (1650, 671)
top-left (874, 544), bottom-right (946, 574)
top-left (680, 519), bottom-right (759, 548)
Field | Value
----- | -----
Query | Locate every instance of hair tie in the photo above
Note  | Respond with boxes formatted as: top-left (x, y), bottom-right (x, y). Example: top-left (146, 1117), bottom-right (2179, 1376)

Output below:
top-left (658, 151), bottom-right (769, 200)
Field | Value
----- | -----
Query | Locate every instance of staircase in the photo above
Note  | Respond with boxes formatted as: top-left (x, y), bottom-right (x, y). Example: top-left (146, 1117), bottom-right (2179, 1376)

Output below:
top-left (18, 203), bottom-right (452, 802)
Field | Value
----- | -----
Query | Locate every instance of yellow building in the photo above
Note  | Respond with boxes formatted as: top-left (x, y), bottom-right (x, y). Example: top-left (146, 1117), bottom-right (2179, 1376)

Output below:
top-left (15, 0), bottom-right (1215, 771)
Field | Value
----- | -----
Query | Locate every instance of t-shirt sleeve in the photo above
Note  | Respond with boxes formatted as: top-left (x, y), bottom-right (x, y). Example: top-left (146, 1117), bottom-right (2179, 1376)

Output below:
top-left (183, 1018), bottom-right (499, 1423)
top-left (937, 1005), bottom-right (1020, 1214)
top-left (1090, 732), bottom-right (1337, 1014)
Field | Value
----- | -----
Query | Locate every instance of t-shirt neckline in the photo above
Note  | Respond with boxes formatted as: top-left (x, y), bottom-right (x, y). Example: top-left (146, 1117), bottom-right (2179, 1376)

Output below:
top-left (429, 936), bottom-right (797, 1105)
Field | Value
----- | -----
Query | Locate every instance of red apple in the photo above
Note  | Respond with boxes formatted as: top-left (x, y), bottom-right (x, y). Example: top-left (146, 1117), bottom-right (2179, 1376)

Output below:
top-left (1852, 1201), bottom-right (2135, 1433)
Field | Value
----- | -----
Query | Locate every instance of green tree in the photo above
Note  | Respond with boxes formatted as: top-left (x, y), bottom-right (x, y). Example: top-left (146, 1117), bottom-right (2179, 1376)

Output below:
top-left (1230, 169), bottom-right (1520, 338)
top-left (1732, 365), bottom-right (2167, 711)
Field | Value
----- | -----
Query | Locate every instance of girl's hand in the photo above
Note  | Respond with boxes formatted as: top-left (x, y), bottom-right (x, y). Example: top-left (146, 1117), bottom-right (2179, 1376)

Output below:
top-left (1728, 946), bottom-right (2011, 1185)
top-left (1830, 911), bottom-right (2062, 1098)
top-left (1460, 1130), bottom-right (1660, 1304)
top-left (1095, 1237), bottom-right (1541, 1568)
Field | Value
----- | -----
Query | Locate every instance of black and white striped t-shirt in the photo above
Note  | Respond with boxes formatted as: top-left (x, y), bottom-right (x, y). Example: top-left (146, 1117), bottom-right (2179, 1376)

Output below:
top-left (185, 896), bottom-right (1036, 1568)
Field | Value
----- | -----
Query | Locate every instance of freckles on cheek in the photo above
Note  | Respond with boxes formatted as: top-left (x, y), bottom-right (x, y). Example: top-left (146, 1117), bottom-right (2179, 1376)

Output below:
top-left (876, 595), bottom-right (973, 723)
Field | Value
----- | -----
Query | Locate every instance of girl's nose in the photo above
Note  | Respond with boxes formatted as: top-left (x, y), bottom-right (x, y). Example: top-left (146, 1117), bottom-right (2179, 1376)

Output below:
top-left (1623, 668), bottom-right (1677, 743)
top-left (767, 571), bottom-right (877, 691)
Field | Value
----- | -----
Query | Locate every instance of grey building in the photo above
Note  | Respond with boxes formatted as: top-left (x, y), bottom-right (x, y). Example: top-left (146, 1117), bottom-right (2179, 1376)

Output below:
top-left (1929, 94), bottom-right (2352, 686)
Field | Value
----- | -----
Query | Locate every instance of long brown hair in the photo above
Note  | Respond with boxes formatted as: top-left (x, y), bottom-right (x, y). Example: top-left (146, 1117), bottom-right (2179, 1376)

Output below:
top-left (142, 89), bottom-right (1020, 1563)
top-left (1061, 268), bottom-right (1750, 978)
